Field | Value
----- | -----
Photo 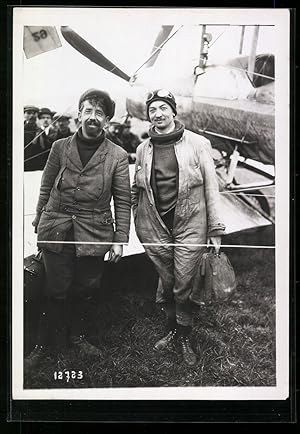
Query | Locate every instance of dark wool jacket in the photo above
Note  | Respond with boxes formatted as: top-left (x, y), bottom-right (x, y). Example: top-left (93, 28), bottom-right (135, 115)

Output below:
top-left (33, 131), bottom-right (131, 257)
top-left (24, 123), bottom-right (48, 171)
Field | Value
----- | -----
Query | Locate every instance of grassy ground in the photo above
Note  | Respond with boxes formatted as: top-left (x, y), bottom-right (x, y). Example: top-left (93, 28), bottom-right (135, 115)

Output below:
top-left (24, 226), bottom-right (275, 389)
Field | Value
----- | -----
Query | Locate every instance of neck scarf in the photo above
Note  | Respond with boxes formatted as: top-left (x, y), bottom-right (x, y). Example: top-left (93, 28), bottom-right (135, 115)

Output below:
top-left (149, 120), bottom-right (185, 146)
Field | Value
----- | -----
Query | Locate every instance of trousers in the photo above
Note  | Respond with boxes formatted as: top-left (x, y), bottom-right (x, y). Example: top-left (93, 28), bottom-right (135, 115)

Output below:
top-left (147, 209), bottom-right (204, 327)
top-left (37, 231), bottom-right (105, 347)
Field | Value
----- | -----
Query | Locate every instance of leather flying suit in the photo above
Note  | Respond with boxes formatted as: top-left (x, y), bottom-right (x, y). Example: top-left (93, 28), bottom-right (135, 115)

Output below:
top-left (131, 129), bottom-right (225, 325)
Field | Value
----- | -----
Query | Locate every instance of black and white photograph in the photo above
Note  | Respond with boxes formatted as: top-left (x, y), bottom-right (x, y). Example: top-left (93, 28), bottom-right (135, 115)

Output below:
top-left (12, 7), bottom-right (290, 401)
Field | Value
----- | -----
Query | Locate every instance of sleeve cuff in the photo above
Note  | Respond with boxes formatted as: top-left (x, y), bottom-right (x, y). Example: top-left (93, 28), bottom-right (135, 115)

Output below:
top-left (208, 229), bottom-right (225, 237)
top-left (113, 232), bottom-right (129, 244)
top-left (208, 223), bottom-right (226, 237)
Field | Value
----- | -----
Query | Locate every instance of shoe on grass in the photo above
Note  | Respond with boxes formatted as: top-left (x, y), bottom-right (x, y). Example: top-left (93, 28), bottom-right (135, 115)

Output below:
top-left (154, 329), bottom-right (177, 352)
top-left (178, 335), bottom-right (197, 366)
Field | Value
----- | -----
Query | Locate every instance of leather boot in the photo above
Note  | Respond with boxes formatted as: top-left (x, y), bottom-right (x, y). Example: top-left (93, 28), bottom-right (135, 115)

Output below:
top-left (154, 329), bottom-right (177, 351)
top-left (177, 325), bottom-right (197, 366)
top-left (70, 335), bottom-right (102, 358)
top-left (154, 316), bottom-right (177, 352)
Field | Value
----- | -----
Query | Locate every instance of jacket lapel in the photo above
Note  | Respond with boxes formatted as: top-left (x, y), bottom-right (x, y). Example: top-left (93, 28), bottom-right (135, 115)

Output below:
top-left (145, 139), bottom-right (153, 185)
top-left (67, 133), bottom-right (83, 170)
top-left (66, 132), bottom-right (109, 172)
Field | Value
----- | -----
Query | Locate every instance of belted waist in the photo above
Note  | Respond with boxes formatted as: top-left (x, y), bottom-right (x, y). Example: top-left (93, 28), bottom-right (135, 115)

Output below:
top-left (61, 204), bottom-right (111, 214)
top-left (46, 197), bottom-right (111, 214)
top-left (61, 204), bottom-right (99, 213)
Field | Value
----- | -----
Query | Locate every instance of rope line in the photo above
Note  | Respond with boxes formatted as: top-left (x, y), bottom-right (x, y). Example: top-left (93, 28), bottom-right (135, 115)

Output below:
top-left (132, 25), bottom-right (184, 77)
top-left (218, 64), bottom-right (275, 81)
top-left (24, 103), bottom-right (76, 151)
top-left (24, 148), bottom-right (50, 163)
top-left (203, 25), bottom-right (274, 81)
top-left (36, 240), bottom-right (275, 249)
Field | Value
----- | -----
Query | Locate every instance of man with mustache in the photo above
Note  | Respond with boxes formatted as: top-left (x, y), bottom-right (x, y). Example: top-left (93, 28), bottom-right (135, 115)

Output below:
top-left (25, 89), bottom-right (131, 374)
top-left (132, 89), bottom-right (225, 366)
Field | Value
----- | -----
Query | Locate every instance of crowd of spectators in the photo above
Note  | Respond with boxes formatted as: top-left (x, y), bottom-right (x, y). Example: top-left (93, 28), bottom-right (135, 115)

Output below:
top-left (24, 105), bottom-right (141, 171)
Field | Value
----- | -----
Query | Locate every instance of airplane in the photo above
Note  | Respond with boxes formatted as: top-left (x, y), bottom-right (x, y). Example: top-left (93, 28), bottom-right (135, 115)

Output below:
top-left (59, 24), bottom-right (275, 232)
top-left (22, 22), bottom-right (277, 358)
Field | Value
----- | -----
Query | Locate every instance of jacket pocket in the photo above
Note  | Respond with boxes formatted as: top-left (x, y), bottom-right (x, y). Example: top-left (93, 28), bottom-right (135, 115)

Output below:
top-left (100, 210), bottom-right (114, 225)
top-left (187, 164), bottom-right (204, 204)
top-left (188, 164), bottom-right (204, 188)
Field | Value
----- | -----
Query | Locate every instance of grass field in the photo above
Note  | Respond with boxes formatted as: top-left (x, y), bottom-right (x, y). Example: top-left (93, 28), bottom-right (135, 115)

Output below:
top-left (24, 226), bottom-right (275, 389)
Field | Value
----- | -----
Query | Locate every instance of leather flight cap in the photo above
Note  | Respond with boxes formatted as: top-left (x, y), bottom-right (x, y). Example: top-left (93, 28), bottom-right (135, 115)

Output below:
top-left (146, 89), bottom-right (177, 117)
top-left (78, 88), bottom-right (115, 120)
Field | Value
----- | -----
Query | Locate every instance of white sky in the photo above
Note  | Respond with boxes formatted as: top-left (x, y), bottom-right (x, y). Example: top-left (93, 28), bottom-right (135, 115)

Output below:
top-left (22, 8), bottom-right (277, 120)
top-left (23, 22), bottom-right (162, 118)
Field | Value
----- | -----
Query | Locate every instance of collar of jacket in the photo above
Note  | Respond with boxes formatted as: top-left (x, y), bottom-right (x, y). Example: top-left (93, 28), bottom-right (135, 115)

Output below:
top-left (66, 130), bottom-right (109, 171)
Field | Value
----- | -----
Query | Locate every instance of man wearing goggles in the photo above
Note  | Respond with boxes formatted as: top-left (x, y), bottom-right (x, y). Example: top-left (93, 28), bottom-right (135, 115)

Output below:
top-left (132, 89), bottom-right (225, 366)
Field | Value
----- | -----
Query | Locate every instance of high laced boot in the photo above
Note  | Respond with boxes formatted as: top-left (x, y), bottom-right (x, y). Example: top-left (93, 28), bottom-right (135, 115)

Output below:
top-left (24, 345), bottom-right (47, 374)
top-left (154, 318), bottom-right (177, 352)
top-left (70, 335), bottom-right (102, 358)
top-left (177, 326), bottom-right (197, 366)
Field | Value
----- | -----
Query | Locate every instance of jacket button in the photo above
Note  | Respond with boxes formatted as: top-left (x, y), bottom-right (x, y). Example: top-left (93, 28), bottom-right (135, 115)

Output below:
top-left (77, 187), bottom-right (80, 191)
top-left (72, 215), bottom-right (77, 220)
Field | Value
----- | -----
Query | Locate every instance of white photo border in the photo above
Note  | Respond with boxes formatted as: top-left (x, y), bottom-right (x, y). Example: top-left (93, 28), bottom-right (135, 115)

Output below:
top-left (12, 6), bottom-right (290, 400)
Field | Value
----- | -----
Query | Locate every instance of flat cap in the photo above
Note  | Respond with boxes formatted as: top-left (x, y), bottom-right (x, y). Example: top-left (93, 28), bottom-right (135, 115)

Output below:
top-left (38, 107), bottom-right (53, 118)
top-left (78, 88), bottom-right (115, 120)
top-left (53, 112), bottom-right (72, 121)
top-left (24, 105), bottom-right (39, 113)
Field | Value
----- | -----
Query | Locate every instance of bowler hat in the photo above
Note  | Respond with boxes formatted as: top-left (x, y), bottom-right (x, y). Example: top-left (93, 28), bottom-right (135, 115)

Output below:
top-left (146, 89), bottom-right (177, 118)
top-left (24, 105), bottom-right (39, 114)
top-left (78, 88), bottom-right (115, 120)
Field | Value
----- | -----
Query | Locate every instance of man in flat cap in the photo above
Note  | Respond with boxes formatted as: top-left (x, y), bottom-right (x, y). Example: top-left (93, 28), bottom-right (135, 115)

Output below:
top-left (38, 107), bottom-right (54, 132)
top-left (25, 89), bottom-right (131, 373)
top-left (24, 105), bottom-right (47, 171)
top-left (132, 89), bottom-right (225, 366)
top-left (37, 107), bottom-right (57, 167)
top-left (52, 112), bottom-right (73, 140)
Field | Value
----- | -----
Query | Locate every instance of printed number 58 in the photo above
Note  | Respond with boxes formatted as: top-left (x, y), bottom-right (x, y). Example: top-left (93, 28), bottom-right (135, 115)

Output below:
top-left (32, 30), bottom-right (48, 42)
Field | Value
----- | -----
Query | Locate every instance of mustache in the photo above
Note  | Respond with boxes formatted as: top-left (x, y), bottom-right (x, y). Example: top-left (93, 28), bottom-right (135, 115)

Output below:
top-left (86, 120), bottom-right (100, 126)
